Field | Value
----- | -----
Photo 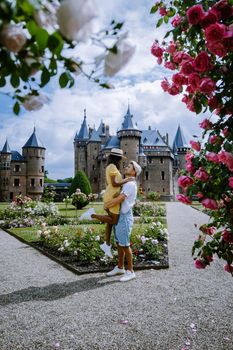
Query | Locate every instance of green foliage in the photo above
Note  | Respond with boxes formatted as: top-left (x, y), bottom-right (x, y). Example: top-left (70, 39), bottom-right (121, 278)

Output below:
top-left (69, 170), bottom-right (92, 196)
top-left (147, 191), bottom-right (161, 201)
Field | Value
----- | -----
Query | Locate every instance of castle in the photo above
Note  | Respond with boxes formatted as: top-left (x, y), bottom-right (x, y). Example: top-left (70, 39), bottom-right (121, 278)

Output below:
top-left (74, 106), bottom-right (190, 200)
top-left (0, 128), bottom-right (45, 201)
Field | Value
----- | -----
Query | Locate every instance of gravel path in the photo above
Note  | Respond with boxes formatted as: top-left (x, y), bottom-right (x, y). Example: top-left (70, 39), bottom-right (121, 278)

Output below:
top-left (0, 203), bottom-right (232, 350)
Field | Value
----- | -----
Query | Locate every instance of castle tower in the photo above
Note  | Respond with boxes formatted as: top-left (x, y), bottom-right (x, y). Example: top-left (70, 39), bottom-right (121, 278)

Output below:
top-left (22, 127), bottom-right (45, 199)
top-left (97, 120), bottom-right (109, 145)
top-left (0, 140), bottom-right (12, 201)
top-left (74, 110), bottom-right (89, 175)
top-left (86, 128), bottom-right (102, 192)
top-left (117, 105), bottom-right (142, 165)
top-left (172, 125), bottom-right (190, 170)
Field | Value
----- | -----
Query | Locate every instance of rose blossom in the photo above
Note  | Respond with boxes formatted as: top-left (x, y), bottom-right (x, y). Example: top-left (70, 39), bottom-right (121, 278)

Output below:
top-left (186, 162), bottom-right (196, 173)
top-left (194, 167), bottom-right (209, 181)
top-left (172, 73), bottom-right (186, 86)
top-left (188, 73), bottom-right (201, 91)
top-left (213, 0), bottom-right (233, 20)
top-left (209, 135), bottom-right (218, 144)
top-left (171, 15), bottom-right (181, 27)
top-left (185, 152), bottom-right (194, 161)
top-left (196, 192), bottom-right (204, 199)
top-left (201, 9), bottom-right (219, 28)
top-left (201, 198), bottom-right (218, 210)
top-left (168, 84), bottom-right (180, 96)
top-left (161, 78), bottom-right (170, 92)
top-left (0, 24), bottom-right (27, 53)
top-left (187, 99), bottom-right (195, 112)
top-left (181, 60), bottom-right (194, 75)
top-left (222, 229), bottom-right (233, 243)
top-left (167, 41), bottom-right (176, 54)
top-left (164, 61), bottom-right (176, 70)
top-left (206, 152), bottom-right (219, 163)
top-left (190, 140), bottom-right (201, 152)
top-left (199, 78), bottom-right (216, 95)
top-left (182, 94), bottom-right (189, 104)
top-left (176, 194), bottom-right (192, 204)
top-left (224, 264), bottom-right (233, 273)
top-left (173, 51), bottom-right (191, 64)
top-left (157, 57), bottom-right (163, 65)
top-left (193, 51), bottom-right (212, 72)
top-left (187, 5), bottom-right (205, 25)
top-left (178, 175), bottom-right (194, 188)
top-left (151, 42), bottom-right (164, 57)
top-left (222, 127), bottom-right (228, 136)
top-left (205, 23), bottom-right (226, 43)
top-left (218, 151), bottom-right (233, 171)
top-left (57, 0), bottom-right (98, 42)
top-left (23, 94), bottom-right (48, 111)
top-left (104, 39), bottom-right (136, 77)
top-left (194, 259), bottom-right (206, 269)
top-left (208, 96), bottom-right (219, 110)
top-left (228, 177), bottom-right (233, 188)
top-left (208, 42), bottom-right (227, 57)
top-left (199, 118), bottom-right (213, 130)
top-left (186, 85), bottom-right (194, 94)
top-left (159, 7), bottom-right (168, 16)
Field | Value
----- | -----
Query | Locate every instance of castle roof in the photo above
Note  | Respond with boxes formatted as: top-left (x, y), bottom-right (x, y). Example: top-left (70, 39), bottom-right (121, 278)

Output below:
top-left (89, 128), bottom-right (101, 142)
top-left (23, 127), bottom-right (45, 149)
top-left (119, 105), bottom-right (138, 131)
top-left (12, 151), bottom-right (25, 161)
top-left (75, 110), bottom-right (89, 141)
top-left (141, 129), bottom-right (168, 147)
top-left (97, 120), bottom-right (106, 136)
top-left (172, 125), bottom-right (189, 150)
top-left (2, 139), bottom-right (11, 153)
top-left (104, 135), bottom-right (120, 149)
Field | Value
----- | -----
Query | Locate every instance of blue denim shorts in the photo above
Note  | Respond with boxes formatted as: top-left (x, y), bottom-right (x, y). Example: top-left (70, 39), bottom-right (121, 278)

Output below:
top-left (114, 209), bottom-right (134, 247)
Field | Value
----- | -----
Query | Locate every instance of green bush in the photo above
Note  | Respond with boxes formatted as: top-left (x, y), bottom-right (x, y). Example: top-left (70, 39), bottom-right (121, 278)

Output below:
top-left (69, 170), bottom-right (92, 196)
top-left (147, 191), bottom-right (160, 201)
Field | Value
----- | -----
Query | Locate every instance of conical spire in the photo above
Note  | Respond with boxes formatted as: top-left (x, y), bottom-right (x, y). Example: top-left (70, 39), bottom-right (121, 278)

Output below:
top-left (2, 139), bottom-right (11, 153)
top-left (75, 110), bottom-right (89, 141)
top-left (23, 127), bottom-right (45, 148)
top-left (89, 127), bottom-right (101, 142)
top-left (172, 125), bottom-right (189, 151)
top-left (97, 120), bottom-right (105, 136)
top-left (119, 105), bottom-right (138, 130)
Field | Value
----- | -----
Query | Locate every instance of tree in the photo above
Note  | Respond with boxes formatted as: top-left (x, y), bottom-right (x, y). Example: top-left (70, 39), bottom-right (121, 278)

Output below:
top-left (151, 0), bottom-right (233, 275)
top-left (0, 0), bottom-right (135, 114)
top-left (69, 170), bottom-right (92, 196)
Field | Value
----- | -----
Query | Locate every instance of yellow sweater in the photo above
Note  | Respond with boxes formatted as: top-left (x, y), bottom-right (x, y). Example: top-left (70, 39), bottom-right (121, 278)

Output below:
top-left (103, 164), bottom-right (122, 214)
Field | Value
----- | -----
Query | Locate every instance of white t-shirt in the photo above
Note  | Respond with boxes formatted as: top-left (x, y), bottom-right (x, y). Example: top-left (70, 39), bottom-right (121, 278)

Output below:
top-left (120, 181), bottom-right (137, 214)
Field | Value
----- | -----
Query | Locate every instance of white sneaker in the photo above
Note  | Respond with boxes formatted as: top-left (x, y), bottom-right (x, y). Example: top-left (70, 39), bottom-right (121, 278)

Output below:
top-left (100, 242), bottom-right (113, 258)
top-left (120, 270), bottom-right (136, 282)
top-left (79, 208), bottom-right (96, 221)
top-left (106, 266), bottom-right (125, 277)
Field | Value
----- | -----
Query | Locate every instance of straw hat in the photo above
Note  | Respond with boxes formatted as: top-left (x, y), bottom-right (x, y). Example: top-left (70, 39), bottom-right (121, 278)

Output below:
top-left (131, 160), bottom-right (142, 177)
top-left (109, 148), bottom-right (127, 159)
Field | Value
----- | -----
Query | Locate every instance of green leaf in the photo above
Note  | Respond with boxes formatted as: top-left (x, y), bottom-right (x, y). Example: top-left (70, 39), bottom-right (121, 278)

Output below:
top-left (167, 8), bottom-right (176, 17)
top-left (156, 18), bottom-right (163, 28)
top-left (109, 45), bottom-right (118, 54)
top-left (36, 28), bottom-right (49, 51)
top-left (193, 100), bottom-right (202, 114)
top-left (150, 4), bottom-right (159, 13)
top-left (19, 0), bottom-right (34, 15)
top-left (27, 20), bottom-right (39, 36)
top-left (59, 72), bottom-right (69, 88)
top-left (0, 76), bottom-right (6, 87)
top-left (48, 32), bottom-right (64, 56)
top-left (228, 0), bottom-right (233, 5)
top-left (100, 83), bottom-right (111, 89)
top-left (13, 101), bottom-right (20, 115)
top-left (10, 73), bottom-right (20, 88)
top-left (164, 15), bottom-right (169, 24)
top-left (40, 67), bottom-right (50, 87)
top-left (113, 22), bottom-right (124, 30)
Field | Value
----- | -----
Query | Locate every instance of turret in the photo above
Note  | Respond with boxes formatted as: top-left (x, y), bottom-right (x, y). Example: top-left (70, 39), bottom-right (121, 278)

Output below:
top-left (74, 109), bottom-right (89, 174)
top-left (22, 127), bottom-right (45, 199)
top-left (172, 125), bottom-right (190, 170)
top-left (86, 127), bottom-right (102, 191)
top-left (0, 140), bottom-right (12, 201)
top-left (117, 105), bottom-right (142, 163)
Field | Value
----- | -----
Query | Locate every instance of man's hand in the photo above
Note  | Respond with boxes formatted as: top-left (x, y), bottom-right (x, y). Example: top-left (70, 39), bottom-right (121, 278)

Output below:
top-left (104, 193), bottom-right (126, 209)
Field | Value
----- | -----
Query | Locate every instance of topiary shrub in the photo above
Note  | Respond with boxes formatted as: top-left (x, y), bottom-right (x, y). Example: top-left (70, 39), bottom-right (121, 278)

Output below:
top-left (69, 170), bottom-right (92, 196)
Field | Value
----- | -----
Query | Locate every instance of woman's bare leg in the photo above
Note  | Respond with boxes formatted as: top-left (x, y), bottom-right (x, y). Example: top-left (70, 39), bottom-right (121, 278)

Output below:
top-left (92, 212), bottom-right (119, 246)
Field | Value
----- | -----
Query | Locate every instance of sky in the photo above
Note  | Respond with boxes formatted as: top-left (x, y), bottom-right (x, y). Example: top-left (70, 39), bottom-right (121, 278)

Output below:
top-left (0, 0), bottom-right (206, 179)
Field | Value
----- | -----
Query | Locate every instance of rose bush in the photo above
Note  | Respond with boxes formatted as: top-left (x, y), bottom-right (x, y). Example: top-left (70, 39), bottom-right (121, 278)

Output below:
top-left (151, 0), bottom-right (233, 275)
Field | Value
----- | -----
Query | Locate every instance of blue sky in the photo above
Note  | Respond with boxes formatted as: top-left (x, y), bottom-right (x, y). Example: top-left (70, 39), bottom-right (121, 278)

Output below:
top-left (0, 0), bottom-right (204, 179)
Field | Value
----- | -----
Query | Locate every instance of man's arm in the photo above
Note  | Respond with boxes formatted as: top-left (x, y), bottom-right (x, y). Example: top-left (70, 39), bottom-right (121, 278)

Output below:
top-left (104, 193), bottom-right (126, 210)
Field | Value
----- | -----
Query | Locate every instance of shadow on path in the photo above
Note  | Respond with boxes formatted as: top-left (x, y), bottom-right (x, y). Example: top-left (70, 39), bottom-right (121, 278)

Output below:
top-left (0, 276), bottom-right (117, 307)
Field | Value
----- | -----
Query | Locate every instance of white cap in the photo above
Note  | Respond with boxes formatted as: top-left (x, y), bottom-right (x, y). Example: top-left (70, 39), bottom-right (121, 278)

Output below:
top-left (130, 161), bottom-right (142, 177)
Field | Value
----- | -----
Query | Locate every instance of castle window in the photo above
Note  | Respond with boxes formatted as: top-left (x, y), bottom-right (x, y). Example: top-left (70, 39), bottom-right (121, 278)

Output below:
top-left (41, 166), bottom-right (44, 173)
top-left (40, 179), bottom-right (43, 187)
top-left (94, 177), bottom-right (97, 183)
top-left (15, 165), bottom-right (20, 172)
top-left (10, 192), bottom-right (13, 200)
top-left (92, 165), bottom-right (95, 171)
top-left (163, 188), bottom-right (165, 192)
top-left (148, 158), bottom-right (152, 164)
top-left (160, 157), bottom-right (164, 164)
top-left (161, 171), bottom-right (165, 180)
top-left (145, 171), bottom-right (149, 180)
top-left (31, 178), bottom-right (35, 187)
top-left (14, 178), bottom-right (20, 187)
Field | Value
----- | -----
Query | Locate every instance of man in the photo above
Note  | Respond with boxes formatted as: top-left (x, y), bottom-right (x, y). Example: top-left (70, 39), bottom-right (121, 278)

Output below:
top-left (104, 160), bottom-right (141, 282)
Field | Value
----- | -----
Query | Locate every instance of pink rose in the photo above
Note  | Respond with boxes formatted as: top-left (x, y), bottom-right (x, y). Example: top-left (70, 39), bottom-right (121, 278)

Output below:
top-left (171, 15), bottom-right (181, 27)
top-left (182, 94), bottom-right (189, 104)
top-left (157, 57), bottom-right (163, 65)
top-left (159, 7), bottom-right (168, 16)
top-left (199, 78), bottom-right (216, 95)
top-left (168, 84), bottom-right (180, 96)
top-left (186, 85), bottom-right (194, 94)
top-left (209, 135), bottom-right (218, 144)
top-left (228, 177), bottom-right (233, 188)
top-left (188, 72), bottom-right (201, 91)
top-left (208, 96), bottom-right (219, 110)
top-left (185, 152), bottom-right (195, 161)
top-left (213, 0), bottom-right (233, 20)
top-left (194, 167), bottom-right (209, 181)
top-left (196, 192), bottom-right (204, 199)
top-left (208, 42), bottom-right (227, 57)
top-left (222, 127), bottom-right (228, 136)
top-left (178, 175), bottom-right (194, 188)
top-left (176, 194), bottom-right (192, 205)
top-left (194, 259), bottom-right (207, 269)
top-left (181, 60), bottom-right (194, 75)
top-left (205, 227), bottom-right (216, 235)
top-left (218, 151), bottom-right (233, 171)
top-left (0, 24), bottom-right (27, 53)
top-left (199, 119), bottom-right (213, 130)
top-left (222, 229), bottom-right (233, 243)
top-left (206, 152), bottom-right (219, 163)
top-left (201, 198), bottom-right (218, 210)
top-left (186, 162), bottom-right (196, 173)
top-left (161, 78), bottom-right (170, 92)
top-left (187, 99), bottom-right (195, 112)
top-left (167, 41), bottom-right (176, 54)
top-left (224, 264), bottom-right (233, 273)
top-left (193, 51), bottom-right (212, 72)
top-left (205, 23), bottom-right (226, 43)
top-left (164, 61), bottom-right (176, 70)
top-left (201, 9), bottom-right (219, 28)
top-left (205, 255), bottom-right (213, 262)
top-left (172, 73), bottom-right (186, 86)
top-left (190, 140), bottom-right (201, 152)
top-left (173, 52), bottom-right (191, 64)
top-left (187, 5), bottom-right (205, 25)
top-left (151, 42), bottom-right (164, 57)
